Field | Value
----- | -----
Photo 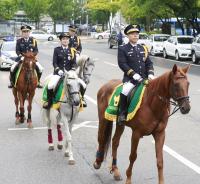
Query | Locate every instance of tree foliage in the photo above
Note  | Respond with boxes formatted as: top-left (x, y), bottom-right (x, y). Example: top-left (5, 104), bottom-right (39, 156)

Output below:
top-left (0, 0), bottom-right (18, 20)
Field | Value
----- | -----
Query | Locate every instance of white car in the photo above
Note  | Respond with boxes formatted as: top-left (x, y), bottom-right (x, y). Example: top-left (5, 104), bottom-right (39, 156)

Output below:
top-left (163, 35), bottom-right (194, 60)
top-left (95, 30), bottom-right (110, 39)
top-left (0, 41), bottom-right (17, 69)
top-left (30, 30), bottom-right (57, 41)
top-left (149, 34), bottom-right (170, 55)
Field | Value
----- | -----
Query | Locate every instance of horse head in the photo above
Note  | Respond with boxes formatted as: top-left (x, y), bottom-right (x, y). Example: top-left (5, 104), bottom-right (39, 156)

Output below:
top-left (21, 51), bottom-right (37, 70)
top-left (64, 70), bottom-right (80, 106)
top-left (170, 64), bottom-right (190, 114)
top-left (76, 55), bottom-right (95, 84)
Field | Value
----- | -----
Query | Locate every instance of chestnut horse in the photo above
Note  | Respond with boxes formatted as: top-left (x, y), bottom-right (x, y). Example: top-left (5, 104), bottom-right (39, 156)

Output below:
top-left (12, 52), bottom-right (38, 128)
top-left (93, 64), bottom-right (191, 184)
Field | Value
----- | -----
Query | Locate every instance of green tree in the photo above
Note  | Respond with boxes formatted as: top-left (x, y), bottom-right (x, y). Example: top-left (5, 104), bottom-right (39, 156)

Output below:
top-left (86, 0), bottom-right (120, 31)
top-left (0, 0), bottom-right (18, 20)
top-left (22, 0), bottom-right (49, 29)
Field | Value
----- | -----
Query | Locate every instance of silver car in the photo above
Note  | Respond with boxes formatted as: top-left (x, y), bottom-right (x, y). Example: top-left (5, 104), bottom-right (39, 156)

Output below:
top-left (191, 35), bottom-right (200, 64)
top-left (0, 41), bottom-right (17, 69)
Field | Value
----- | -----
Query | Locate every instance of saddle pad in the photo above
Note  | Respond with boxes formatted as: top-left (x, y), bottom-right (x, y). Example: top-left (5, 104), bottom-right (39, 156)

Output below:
top-left (14, 64), bottom-right (38, 87)
top-left (42, 80), bottom-right (65, 109)
top-left (105, 81), bottom-right (147, 122)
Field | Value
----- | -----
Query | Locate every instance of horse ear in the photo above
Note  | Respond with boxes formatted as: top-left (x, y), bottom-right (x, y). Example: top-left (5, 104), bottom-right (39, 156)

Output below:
top-left (182, 64), bottom-right (190, 73)
top-left (172, 64), bottom-right (178, 74)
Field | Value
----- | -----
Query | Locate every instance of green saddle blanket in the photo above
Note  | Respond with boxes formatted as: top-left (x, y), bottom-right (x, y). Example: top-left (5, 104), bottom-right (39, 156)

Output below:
top-left (42, 80), bottom-right (64, 105)
top-left (105, 81), bottom-right (147, 122)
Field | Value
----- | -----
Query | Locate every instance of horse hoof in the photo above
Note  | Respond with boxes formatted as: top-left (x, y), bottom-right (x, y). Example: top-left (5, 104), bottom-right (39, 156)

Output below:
top-left (15, 119), bottom-right (20, 125)
top-left (68, 159), bottom-right (75, 165)
top-left (93, 161), bottom-right (101, 170)
top-left (57, 144), bottom-right (63, 150)
top-left (114, 174), bottom-right (122, 181)
top-left (125, 179), bottom-right (132, 184)
top-left (27, 123), bottom-right (33, 128)
top-left (48, 145), bottom-right (54, 151)
top-left (64, 152), bottom-right (69, 157)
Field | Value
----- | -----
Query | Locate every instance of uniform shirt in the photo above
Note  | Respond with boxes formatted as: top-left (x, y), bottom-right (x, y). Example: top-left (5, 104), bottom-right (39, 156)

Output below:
top-left (118, 42), bottom-right (154, 83)
top-left (16, 37), bottom-right (38, 56)
top-left (69, 36), bottom-right (82, 54)
top-left (53, 46), bottom-right (77, 74)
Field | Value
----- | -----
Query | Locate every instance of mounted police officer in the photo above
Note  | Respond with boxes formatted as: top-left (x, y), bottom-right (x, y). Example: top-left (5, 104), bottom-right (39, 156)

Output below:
top-left (68, 25), bottom-right (82, 56)
top-left (68, 25), bottom-right (88, 107)
top-left (43, 32), bottom-right (86, 109)
top-left (8, 25), bottom-right (43, 88)
top-left (118, 24), bottom-right (155, 125)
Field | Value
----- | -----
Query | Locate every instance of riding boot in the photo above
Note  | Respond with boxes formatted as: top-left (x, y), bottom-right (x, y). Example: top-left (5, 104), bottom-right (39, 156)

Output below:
top-left (37, 72), bottom-right (43, 88)
top-left (43, 89), bottom-right (54, 109)
top-left (8, 63), bottom-right (19, 88)
top-left (8, 71), bottom-right (15, 88)
top-left (80, 86), bottom-right (87, 107)
top-left (118, 93), bottom-right (128, 126)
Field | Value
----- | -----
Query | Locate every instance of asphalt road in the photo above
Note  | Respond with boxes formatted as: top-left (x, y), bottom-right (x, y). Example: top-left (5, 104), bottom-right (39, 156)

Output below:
top-left (0, 38), bottom-right (200, 184)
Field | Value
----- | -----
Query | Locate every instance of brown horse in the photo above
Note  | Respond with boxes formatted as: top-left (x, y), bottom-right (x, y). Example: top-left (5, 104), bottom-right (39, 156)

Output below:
top-left (12, 52), bottom-right (38, 128)
top-left (93, 64), bottom-right (191, 184)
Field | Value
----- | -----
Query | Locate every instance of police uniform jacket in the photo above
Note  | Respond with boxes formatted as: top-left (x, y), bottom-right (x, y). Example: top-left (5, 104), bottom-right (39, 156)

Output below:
top-left (53, 46), bottom-right (77, 74)
top-left (118, 42), bottom-right (154, 83)
top-left (16, 37), bottom-right (38, 56)
top-left (69, 36), bottom-right (82, 54)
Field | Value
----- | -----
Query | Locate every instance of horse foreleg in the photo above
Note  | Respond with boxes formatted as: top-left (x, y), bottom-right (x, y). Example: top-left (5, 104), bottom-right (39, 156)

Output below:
top-left (125, 130), bottom-right (140, 184)
top-left (13, 89), bottom-right (20, 124)
top-left (18, 93), bottom-right (25, 123)
top-left (44, 109), bottom-right (54, 151)
top-left (62, 113), bottom-right (75, 165)
top-left (111, 124), bottom-right (125, 181)
top-left (27, 94), bottom-right (34, 128)
top-left (153, 130), bottom-right (165, 184)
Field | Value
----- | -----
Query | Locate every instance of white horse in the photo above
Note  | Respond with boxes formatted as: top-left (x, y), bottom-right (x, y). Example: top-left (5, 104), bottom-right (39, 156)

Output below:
top-left (42, 57), bottom-right (95, 165)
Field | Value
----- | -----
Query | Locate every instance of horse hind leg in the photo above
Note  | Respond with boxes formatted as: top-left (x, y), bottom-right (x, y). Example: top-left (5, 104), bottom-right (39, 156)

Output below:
top-left (93, 118), bottom-right (113, 170)
top-left (110, 124), bottom-right (125, 181)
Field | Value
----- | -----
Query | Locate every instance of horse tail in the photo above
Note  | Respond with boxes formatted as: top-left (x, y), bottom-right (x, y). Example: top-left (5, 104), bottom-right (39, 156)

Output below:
top-left (96, 86), bottom-right (113, 162)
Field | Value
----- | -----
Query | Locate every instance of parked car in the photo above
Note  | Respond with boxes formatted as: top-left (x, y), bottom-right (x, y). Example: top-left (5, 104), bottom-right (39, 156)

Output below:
top-left (30, 30), bottom-right (57, 41)
top-left (149, 34), bottom-right (170, 55)
top-left (109, 32), bottom-right (150, 49)
top-left (95, 30), bottom-right (110, 39)
top-left (108, 30), bottom-right (119, 48)
top-left (163, 35), bottom-right (194, 60)
top-left (191, 35), bottom-right (200, 64)
top-left (0, 40), bottom-right (17, 69)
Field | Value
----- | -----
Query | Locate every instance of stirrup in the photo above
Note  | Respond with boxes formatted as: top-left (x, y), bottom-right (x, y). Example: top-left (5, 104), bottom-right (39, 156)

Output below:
top-left (43, 102), bottom-right (51, 109)
top-left (37, 83), bottom-right (43, 88)
top-left (8, 83), bottom-right (14, 88)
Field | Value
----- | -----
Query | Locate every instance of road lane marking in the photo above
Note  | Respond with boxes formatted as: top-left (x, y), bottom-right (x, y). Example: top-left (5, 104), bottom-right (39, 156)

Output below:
top-left (152, 141), bottom-right (200, 174)
top-left (85, 95), bottom-right (97, 105)
top-left (8, 127), bottom-right (47, 131)
top-left (8, 121), bottom-right (98, 132)
top-left (86, 94), bottom-right (200, 175)
top-left (104, 61), bottom-right (117, 67)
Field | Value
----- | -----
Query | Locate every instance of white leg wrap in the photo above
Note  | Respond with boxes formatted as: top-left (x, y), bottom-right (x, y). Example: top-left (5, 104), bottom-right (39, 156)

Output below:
top-left (121, 82), bottom-right (135, 96)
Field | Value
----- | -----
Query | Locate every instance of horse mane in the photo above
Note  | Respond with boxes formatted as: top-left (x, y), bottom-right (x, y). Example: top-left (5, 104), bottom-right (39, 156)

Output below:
top-left (146, 70), bottom-right (171, 104)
